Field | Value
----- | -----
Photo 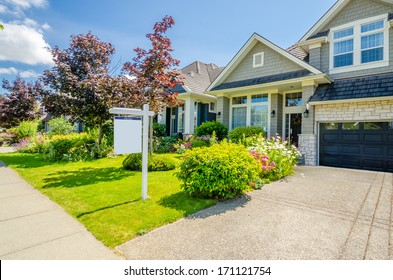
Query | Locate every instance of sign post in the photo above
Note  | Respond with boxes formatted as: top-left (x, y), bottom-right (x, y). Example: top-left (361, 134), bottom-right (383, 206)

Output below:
top-left (109, 105), bottom-right (154, 200)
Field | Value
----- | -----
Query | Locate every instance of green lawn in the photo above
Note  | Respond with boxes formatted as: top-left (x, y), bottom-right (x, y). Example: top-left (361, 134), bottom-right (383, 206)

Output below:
top-left (0, 153), bottom-right (217, 248)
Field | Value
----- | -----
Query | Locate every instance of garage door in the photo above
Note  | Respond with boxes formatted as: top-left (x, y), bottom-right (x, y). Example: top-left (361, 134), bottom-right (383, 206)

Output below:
top-left (319, 122), bottom-right (393, 172)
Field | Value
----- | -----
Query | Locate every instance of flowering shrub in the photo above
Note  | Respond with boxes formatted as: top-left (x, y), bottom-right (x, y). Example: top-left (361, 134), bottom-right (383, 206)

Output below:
top-left (228, 126), bottom-right (264, 143)
top-left (248, 135), bottom-right (301, 183)
top-left (176, 141), bottom-right (259, 199)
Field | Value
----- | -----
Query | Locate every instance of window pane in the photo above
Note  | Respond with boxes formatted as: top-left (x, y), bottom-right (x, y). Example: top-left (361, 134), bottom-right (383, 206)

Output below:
top-left (232, 96), bottom-right (247, 105)
top-left (251, 94), bottom-right (268, 103)
top-left (361, 47), bottom-right (383, 63)
top-left (251, 105), bottom-right (268, 132)
top-left (361, 20), bottom-right (384, 33)
top-left (389, 122), bottom-right (393, 130)
top-left (334, 53), bottom-right (354, 67)
top-left (322, 123), bottom-right (338, 130)
top-left (342, 122), bottom-right (359, 130)
top-left (334, 28), bottom-right (354, 39)
top-left (334, 39), bottom-right (354, 55)
top-left (364, 122), bottom-right (383, 130)
top-left (232, 107), bottom-right (247, 129)
top-left (361, 33), bottom-right (383, 49)
top-left (286, 92), bottom-right (302, 107)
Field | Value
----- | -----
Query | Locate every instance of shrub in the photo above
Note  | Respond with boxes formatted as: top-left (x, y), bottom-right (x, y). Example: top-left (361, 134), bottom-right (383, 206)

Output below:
top-left (153, 123), bottom-right (167, 138)
top-left (48, 118), bottom-right (74, 136)
top-left (195, 121), bottom-right (228, 140)
top-left (228, 126), bottom-right (264, 143)
top-left (176, 141), bottom-right (259, 199)
top-left (123, 153), bottom-right (177, 171)
top-left (248, 136), bottom-right (301, 183)
top-left (17, 121), bottom-right (38, 139)
top-left (153, 136), bottom-right (177, 154)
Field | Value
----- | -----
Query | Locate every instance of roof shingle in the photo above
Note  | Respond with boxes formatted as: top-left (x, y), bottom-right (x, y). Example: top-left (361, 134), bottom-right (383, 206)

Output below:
top-left (310, 72), bottom-right (393, 102)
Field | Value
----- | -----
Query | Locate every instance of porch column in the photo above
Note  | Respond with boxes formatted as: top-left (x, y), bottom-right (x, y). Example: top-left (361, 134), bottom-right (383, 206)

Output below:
top-left (184, 97), bottom-right (195, 134)
top-left (216, 95), bottom-right (230, 129)
top-left (299, 81), bottom-right (317, 166)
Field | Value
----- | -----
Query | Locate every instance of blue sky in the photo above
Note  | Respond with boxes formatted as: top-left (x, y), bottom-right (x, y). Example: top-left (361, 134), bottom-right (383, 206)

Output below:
top-left (0, 0), bottom-right (336, 90)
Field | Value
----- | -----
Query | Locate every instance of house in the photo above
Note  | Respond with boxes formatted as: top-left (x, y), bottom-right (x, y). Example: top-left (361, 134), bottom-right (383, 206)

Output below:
top-left (205, 0), bottom-right (393, 172)
top-left (159, 61), bottom-right (223, 136)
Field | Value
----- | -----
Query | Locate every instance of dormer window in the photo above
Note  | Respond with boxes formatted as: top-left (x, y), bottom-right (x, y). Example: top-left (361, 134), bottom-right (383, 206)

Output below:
top-left (330, 14), bottom-right (389, 74)
top-left (253, 52), bottom-right (264, 68)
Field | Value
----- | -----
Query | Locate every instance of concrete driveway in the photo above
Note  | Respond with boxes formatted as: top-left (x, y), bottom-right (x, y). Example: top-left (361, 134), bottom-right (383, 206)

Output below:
top-left (117, 166), bottom-right (393, 260)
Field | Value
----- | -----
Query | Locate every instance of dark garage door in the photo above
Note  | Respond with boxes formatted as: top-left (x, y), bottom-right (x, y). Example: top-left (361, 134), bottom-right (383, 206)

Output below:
top-left (320, 122), bottom-right (393, 172)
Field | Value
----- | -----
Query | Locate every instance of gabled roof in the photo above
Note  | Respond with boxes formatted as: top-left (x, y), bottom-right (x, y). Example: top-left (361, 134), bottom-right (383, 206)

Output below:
top-left (179, 61), bottom-right (223, 94)
top-left (207, 33), bottom-right (323, 92)
top-left (300, 0), bottom-right (393, 42)
top-left (310, 72), bottom-right (393, 103)
top-left (211, 70), bottom-right (313, 91)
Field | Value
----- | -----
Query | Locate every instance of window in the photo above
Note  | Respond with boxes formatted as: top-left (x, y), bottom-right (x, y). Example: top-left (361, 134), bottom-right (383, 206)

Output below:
top-left (322, 123), bottom-right (338, 130)
top-left (330, 15), bottom-right (388, 73)
top-left (285, 92), bottom-right (302, 107)
top-left (231, 94), bottom-right (269, 131)
top-left (364, 122), bottom-right (383, 130)
top-left (342, 122), bottom-right (359, 130)
top-left (253, 52), bottom-right (264, 68)
top-left (209, 102), bottom-right (216, 113)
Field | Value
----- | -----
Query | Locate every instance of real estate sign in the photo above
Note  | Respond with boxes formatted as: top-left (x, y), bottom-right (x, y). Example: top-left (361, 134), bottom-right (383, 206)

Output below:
top-left (114, 116), bottom-right (142, 154)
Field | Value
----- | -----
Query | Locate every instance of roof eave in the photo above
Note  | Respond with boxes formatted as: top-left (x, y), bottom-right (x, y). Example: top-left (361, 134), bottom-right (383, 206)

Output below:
top-left (296, 37), bottom-right (328, 53)
top-left (209, 74), bottom-right (332, 96)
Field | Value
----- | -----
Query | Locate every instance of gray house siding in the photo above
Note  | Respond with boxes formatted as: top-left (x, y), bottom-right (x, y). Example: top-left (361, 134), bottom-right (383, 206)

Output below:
top-left (319, 0), bottom-right (392, 32)
top-left (224, 43), bottom-right (305, 84)
top-left (270, 94), bottom-right (283, 136)
top-left (309, 0), bottom-right (393, 79)
top-left (216, 96), bottom-right (230, 129)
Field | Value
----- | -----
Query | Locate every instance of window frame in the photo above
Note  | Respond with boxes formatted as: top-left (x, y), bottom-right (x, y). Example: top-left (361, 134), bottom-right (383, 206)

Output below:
top-left (329, 14), bottom-right (389, 74)
top-left (253, 52), bottom-right (265, 68)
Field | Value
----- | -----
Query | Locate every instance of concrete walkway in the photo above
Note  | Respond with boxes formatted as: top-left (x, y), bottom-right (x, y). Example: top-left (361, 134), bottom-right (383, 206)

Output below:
top-left (0, 160), bottom-right (121, 260)
top-left (117, 166), bottom-right (393, 260)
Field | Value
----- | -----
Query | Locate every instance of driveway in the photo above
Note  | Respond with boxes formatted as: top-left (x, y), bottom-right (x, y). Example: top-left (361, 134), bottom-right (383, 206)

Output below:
top-left (117, 166), bottom-right (393, 260)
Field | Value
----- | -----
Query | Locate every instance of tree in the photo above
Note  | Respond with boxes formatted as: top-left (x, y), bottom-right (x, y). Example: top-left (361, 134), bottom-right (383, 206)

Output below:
top-left (122, 16), bottom-right (184, 114)
top-left (0, 77), bottom-right (40, 128)
top-left (40, 32), bottom-right (127, 144)
top-left (0, 24), bottom-right (4, 30)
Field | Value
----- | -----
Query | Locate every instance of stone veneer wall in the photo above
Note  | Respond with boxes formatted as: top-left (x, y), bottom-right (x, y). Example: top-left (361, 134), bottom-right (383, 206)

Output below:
top-left (298, 134), bottom-right (317, 166)
top-left (315, 99), bottom-right (393, 123)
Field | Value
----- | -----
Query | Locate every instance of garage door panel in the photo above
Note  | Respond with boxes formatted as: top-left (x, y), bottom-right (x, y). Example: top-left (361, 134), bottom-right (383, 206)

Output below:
top-left (341, 146), bottom-right (361, 154)
top-left (323, 133), bottom-right (340, 141)
top-left (320, 122), bottom-right (391, 172)
top-left (363, 134), bottom-right (383, 142)
top-left (364, 146), bottom-right (384, 156)
top-left (342, 134), bottom-right (360, 141)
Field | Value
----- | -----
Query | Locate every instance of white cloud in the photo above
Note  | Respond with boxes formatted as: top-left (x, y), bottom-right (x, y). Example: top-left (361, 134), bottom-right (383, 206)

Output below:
top-left (19, 69), bottom-right (40, 78)
top-left (0, 22), bottom-right (53, 65)
top-left (0, 4), bottom-right (8, 13)
top-left (0, 67), bottom-right (40, 78)
top-left (0, 67), bottom-right (18, 75)
top-left (4, 0), bottom-right (48, 9)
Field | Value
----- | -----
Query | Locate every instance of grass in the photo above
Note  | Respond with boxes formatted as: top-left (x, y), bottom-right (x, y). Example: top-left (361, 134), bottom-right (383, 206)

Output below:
top-left (0, 153), bottom-right (217, 248)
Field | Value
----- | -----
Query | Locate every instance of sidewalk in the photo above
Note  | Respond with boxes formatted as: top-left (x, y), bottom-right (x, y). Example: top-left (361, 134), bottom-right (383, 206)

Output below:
top-left (0, 160), bottom-right (122, 260)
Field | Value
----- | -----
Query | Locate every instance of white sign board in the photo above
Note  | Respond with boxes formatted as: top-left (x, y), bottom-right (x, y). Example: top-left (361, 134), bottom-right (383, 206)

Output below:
top-left (114, 117), bottom-right (142, 154)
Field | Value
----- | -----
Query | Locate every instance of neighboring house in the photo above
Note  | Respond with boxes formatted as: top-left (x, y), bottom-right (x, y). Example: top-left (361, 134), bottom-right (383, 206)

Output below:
top-left (205, 0), bottom-right (393, 172)
top-left (41, 113), bottom-right (84, 133)
top-left (159, 61), bottom-right (223, 136)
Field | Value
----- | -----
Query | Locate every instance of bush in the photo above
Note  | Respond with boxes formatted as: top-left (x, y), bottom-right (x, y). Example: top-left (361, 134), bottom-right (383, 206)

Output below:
top-left (153, 136), bottom-right (177, 154)
top-left (248, 136), bottom-right (301, 183)
top-left (17, 121), bottom-right (38, 139)
top-left (228, 126), bottom-right (264, 143)
top-left (176, 141), bottom-right (259, 199)
top-left (153, 123), bottom-right (167, 138)
top-left (195, 121), bottom-right (228, 140)
top-left (48, 118), bottom-right (74, 136)
top-left (123, 153), bottom-right (177, 171)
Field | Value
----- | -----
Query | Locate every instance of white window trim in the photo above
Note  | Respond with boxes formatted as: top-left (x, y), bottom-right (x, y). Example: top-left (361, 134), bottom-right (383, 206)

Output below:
top-left (208, 102), bottom-right (216, 113)
top-left (329, 14), bottom-right (389, 74)
top-left (253, 52), bottom-right (265, 68)
top-left (229, 94), bottom-right (271, 136)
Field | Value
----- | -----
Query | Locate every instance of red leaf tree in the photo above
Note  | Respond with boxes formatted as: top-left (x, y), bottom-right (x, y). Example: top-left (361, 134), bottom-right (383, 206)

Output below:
top-left (122, 16), bottom-right (184, 114)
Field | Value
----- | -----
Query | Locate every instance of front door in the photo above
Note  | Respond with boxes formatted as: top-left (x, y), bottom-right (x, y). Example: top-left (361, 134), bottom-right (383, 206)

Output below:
top-left (285, 113), bottom-right (302, 146)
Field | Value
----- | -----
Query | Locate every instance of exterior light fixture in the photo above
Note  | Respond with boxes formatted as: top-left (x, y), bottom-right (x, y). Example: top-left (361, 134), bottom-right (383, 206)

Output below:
top-left (271, 110), bottom-right (275, 118)
top-left (217, 112), bottom-right (221, 116)
top-left (304, 103), bottom-right (310, 118)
